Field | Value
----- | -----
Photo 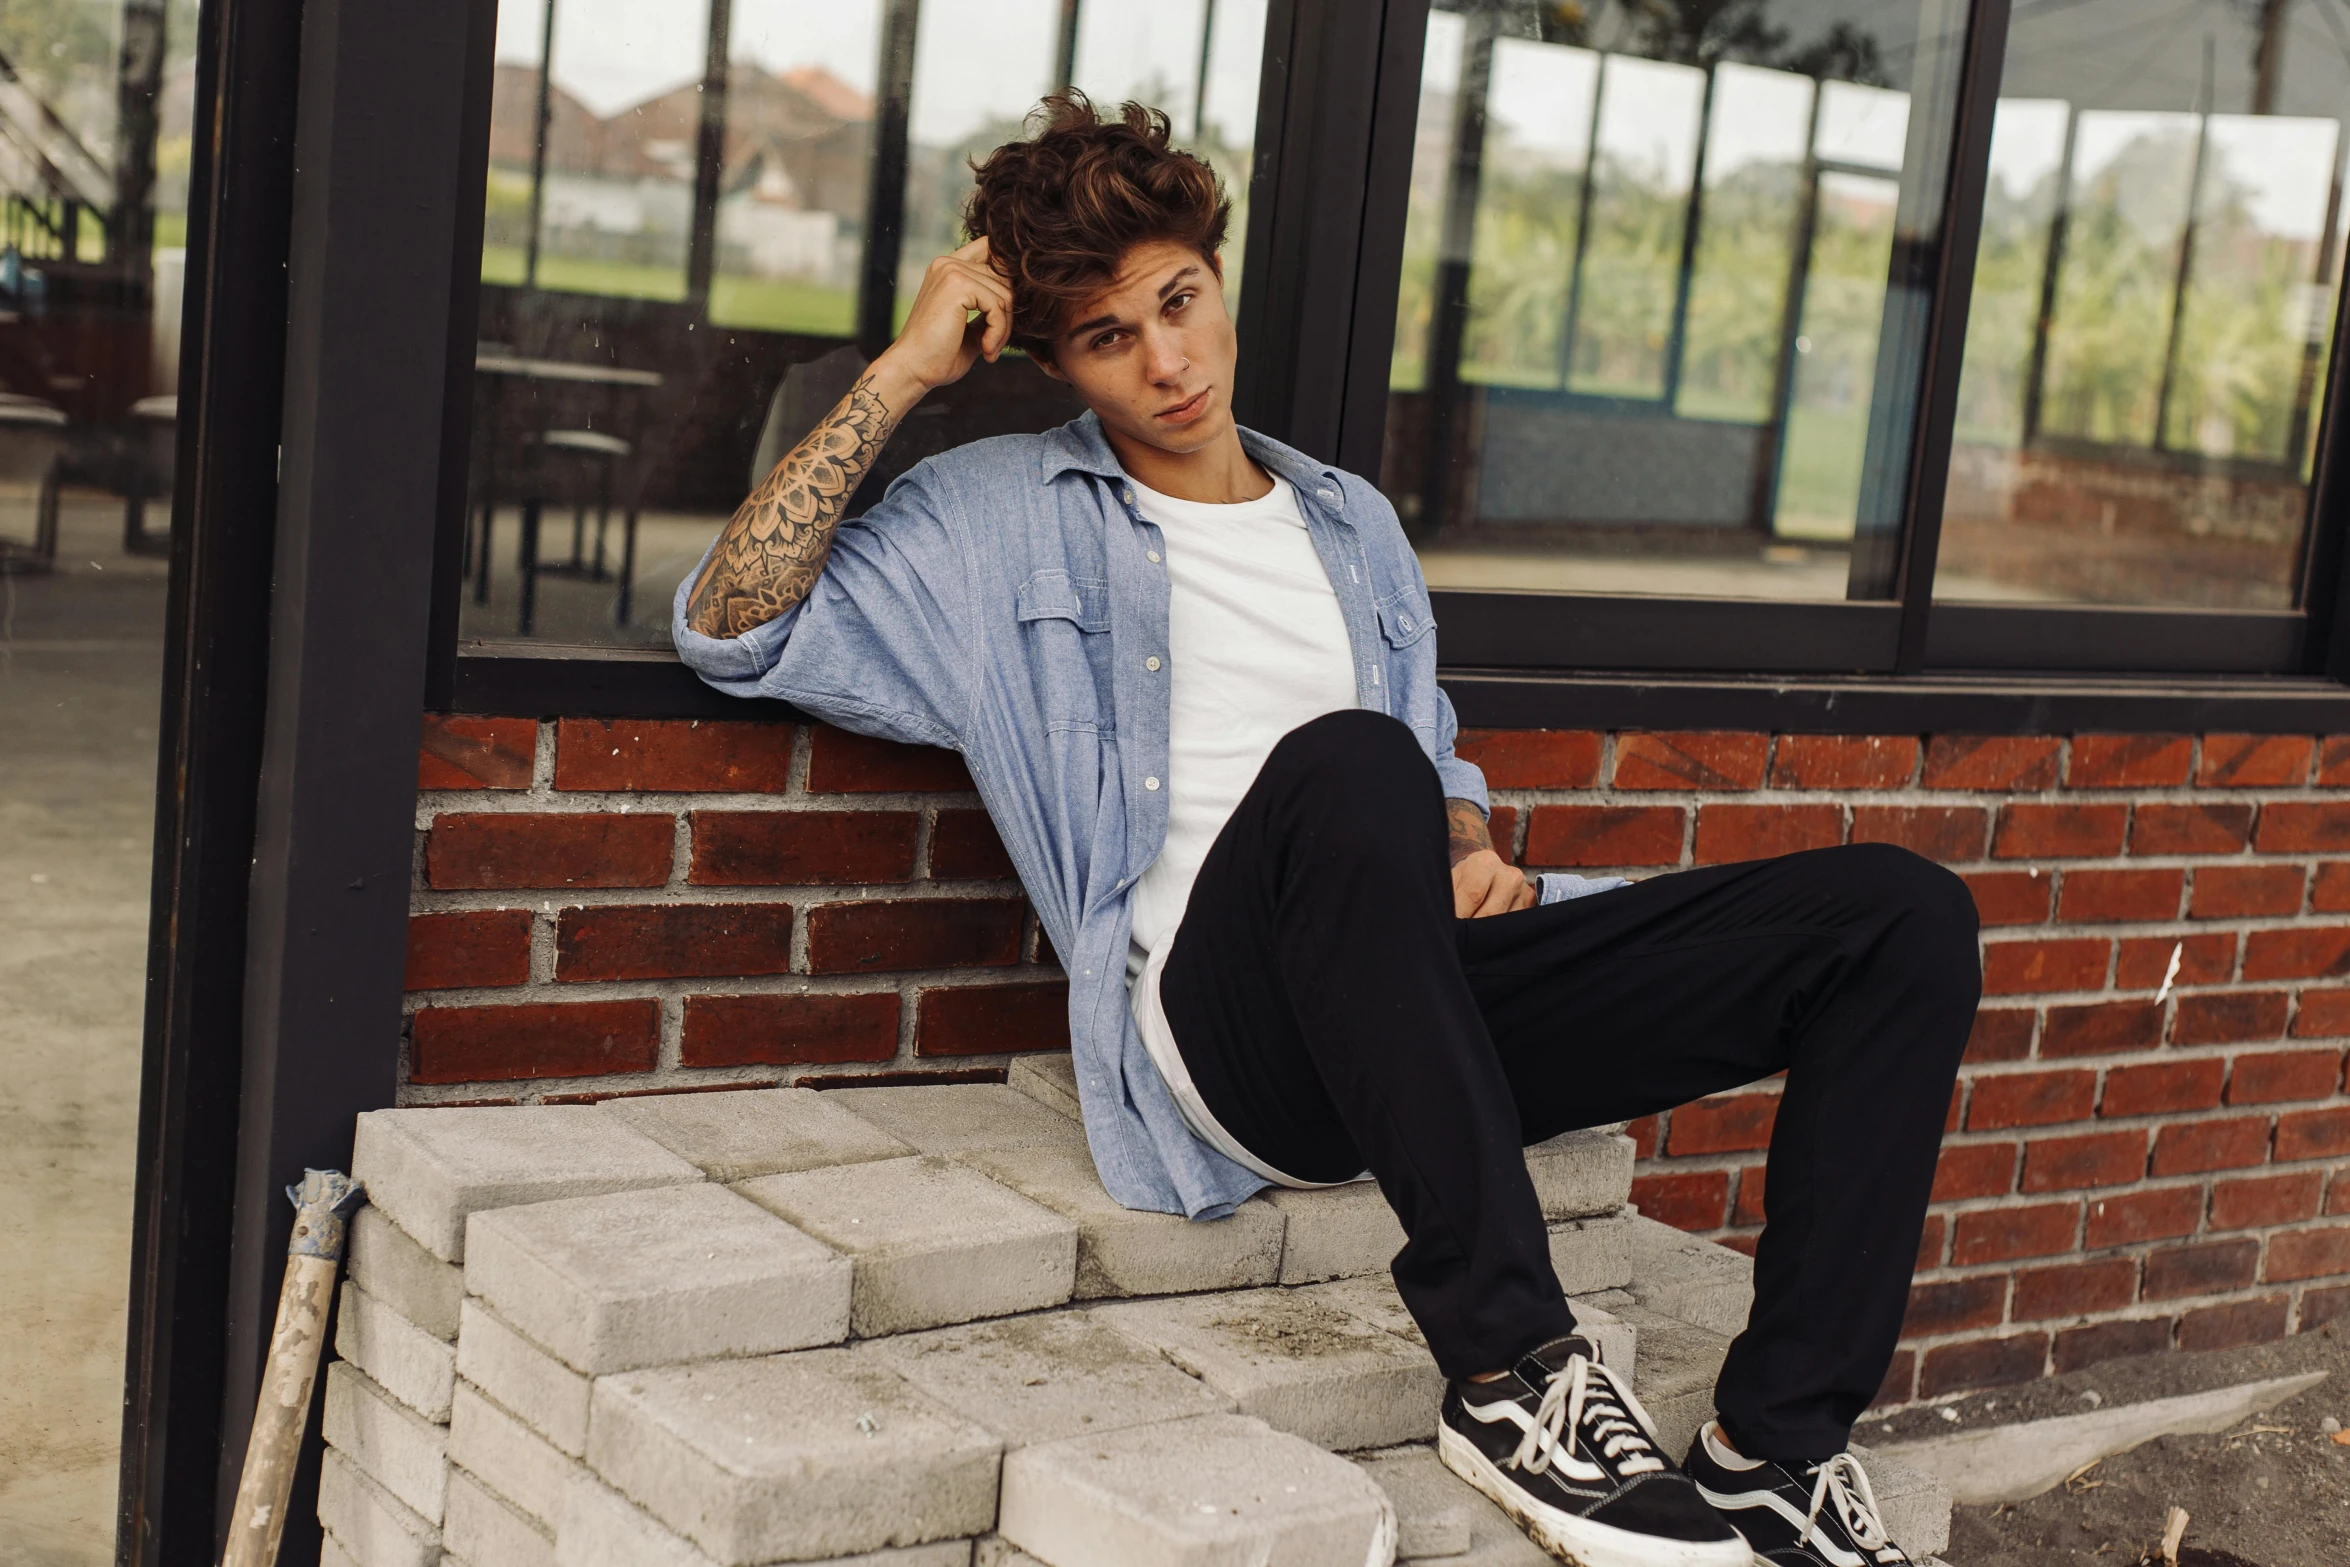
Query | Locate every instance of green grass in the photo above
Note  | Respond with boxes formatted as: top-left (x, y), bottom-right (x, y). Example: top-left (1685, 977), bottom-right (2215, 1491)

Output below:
top-left (480, 245), bottom-right (687, 302)
top-left (710, 275), bottom-right (856, 337)
top-left (1775, 402), bottom-right (1867, 540)
top-left (477, 246), bottom-right (859, 339)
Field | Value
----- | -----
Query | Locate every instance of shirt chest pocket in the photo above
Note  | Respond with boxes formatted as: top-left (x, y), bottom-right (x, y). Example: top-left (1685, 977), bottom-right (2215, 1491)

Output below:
top-left (1016, 569), bottom-right (1115, 734)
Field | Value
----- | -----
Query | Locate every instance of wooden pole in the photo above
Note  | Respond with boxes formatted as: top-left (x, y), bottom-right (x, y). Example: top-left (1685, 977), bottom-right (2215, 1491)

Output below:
top-left (218, 1169), bottom-right (365, 1567)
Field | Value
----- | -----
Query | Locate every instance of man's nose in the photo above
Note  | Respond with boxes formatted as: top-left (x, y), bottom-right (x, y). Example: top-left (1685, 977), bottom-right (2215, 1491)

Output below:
top-left (1140, 329), bottom-right (1187, 384)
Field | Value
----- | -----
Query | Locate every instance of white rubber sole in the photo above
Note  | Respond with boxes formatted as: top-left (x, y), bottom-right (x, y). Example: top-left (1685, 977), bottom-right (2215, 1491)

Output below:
top-left (1436, 1425), bottom-right (1754, 1567)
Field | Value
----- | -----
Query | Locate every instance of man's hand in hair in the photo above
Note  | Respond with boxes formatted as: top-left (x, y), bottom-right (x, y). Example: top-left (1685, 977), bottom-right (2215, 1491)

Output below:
top-left (879, 237), bottom-right (1018, 398)
top-left (1447, 798), bottom-right (1536, 918)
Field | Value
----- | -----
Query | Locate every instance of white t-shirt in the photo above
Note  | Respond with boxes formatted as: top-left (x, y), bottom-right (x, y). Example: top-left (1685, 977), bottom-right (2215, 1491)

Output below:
top-left (1122, 470), bottom-right (1361, 1187)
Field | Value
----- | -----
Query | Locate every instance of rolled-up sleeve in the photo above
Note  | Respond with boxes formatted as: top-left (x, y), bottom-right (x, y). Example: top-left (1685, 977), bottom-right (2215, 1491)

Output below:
top-left (1429, 683), bottom-right (1489, 815)
top-left (671, 461), bottom-right (976, 750)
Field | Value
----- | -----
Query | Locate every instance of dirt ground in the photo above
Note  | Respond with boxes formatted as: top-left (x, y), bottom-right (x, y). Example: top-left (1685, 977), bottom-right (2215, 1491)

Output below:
top-left (1855, 1325), bottom-right (2350, 1567)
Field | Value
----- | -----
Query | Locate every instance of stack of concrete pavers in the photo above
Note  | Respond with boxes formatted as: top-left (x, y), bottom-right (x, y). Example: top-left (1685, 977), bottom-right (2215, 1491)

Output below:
top-left (317, 1061), bottom-right (1951, 1567)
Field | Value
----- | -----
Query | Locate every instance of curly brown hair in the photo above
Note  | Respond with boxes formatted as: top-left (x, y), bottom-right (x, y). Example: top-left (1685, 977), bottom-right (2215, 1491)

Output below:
top-left (962, 91), bottom-right (1231, 362)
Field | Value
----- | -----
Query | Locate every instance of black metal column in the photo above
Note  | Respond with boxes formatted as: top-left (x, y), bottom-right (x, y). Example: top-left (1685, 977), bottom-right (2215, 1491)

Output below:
top-left (1233, 0), bottom-right (1427, 464)
top-left (114, 0), bottom-right (303, 1555)
top-left (210, 0), bottom-right (481, 1558)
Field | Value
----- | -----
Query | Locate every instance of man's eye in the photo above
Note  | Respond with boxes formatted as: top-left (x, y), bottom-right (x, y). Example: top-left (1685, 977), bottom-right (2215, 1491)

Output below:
top-left (1167, 292), bottom-right (1193, 312)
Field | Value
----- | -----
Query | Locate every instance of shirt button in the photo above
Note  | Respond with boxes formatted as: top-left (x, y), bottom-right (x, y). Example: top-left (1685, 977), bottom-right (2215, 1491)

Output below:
top-left (1146, 656), bottom-right (1162, 672)
top-left (1147, 551), bottom-right (1161, 563)
top-left (1399, 614), bottom-right (1413, 631)
top-left (1122, 488), bottom-right (1135, 503)
top-left (1317, 487), bottom-right (1336, 501)
top-left (1144, 776), bottom-right (1160, 791)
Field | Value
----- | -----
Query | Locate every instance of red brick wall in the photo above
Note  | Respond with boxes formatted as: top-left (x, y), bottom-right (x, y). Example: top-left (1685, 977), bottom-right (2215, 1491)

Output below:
top-left (407, 715), bottom-right (2350, 1405)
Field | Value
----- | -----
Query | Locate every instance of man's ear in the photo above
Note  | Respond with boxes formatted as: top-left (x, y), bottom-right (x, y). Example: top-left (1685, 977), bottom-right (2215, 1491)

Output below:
top-left (1033, 351), bottom-right (1068, 384)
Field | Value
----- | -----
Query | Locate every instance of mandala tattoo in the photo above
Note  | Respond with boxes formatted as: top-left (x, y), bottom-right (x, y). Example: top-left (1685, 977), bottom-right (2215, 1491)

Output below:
top-left (685, 375), bottom-right (904, 638)
top-left (1446, 797), bottom-right (1494, 865)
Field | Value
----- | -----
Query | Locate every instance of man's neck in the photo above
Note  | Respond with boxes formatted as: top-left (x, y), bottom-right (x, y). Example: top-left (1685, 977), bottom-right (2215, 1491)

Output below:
top-left (1100, 420), bottom-right (1273, 505)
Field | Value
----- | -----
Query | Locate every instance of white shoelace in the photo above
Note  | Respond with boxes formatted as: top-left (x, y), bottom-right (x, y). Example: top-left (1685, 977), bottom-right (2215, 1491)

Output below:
top-left (1805, 1452), bottom-right (1894, 1556)
top-left (1506, 1353), bottom-right (1666, 1478)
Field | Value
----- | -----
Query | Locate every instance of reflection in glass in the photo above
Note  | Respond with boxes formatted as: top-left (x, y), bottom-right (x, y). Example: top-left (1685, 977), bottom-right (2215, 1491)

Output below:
top-left (486, 0), bottom-right (714, 301)
top-left (1384, 0), bottom-right (1969, 605)
top-left (0, 0), bottom-right (195, 1556)
top-left (469, 0), bottom-right (1269, 650)
top-left (709, 0), bottom-right (882, 336)
top-left (1937, 0), bottom-right (2347, 610)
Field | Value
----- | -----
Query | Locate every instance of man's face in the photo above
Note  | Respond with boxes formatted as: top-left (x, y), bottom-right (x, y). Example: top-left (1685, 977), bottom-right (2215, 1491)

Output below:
top-left (1039, 238), bottom-right (1237, 457)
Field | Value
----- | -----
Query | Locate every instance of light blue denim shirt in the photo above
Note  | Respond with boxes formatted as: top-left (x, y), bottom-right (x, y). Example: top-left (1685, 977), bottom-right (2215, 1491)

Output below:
top-left (674, 411), bottom-right (1619, 1218)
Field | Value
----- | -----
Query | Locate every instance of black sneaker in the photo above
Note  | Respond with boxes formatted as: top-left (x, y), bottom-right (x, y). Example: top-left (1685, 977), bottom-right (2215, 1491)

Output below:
top-left (1683, 1419), bottom-right (1915, 1566)
top-left (1438, 1334), bottom-right (1750, 1567)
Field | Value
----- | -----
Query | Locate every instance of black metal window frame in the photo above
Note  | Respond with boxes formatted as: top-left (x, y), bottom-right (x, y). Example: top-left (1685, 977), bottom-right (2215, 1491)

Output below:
top-left (426, 0), bottom-right (2350, 733)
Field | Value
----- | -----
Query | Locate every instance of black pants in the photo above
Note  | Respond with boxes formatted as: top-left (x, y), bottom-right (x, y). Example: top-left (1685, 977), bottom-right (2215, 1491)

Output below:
top-left (1159, 711), bottom-right (1979, 1463)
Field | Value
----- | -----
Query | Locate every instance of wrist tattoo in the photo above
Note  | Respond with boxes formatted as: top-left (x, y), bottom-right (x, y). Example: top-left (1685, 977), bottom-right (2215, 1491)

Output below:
top-left (685, 373), bottom-right (903, 638)
top-left (1446, 797), bottom-right (1494, 866)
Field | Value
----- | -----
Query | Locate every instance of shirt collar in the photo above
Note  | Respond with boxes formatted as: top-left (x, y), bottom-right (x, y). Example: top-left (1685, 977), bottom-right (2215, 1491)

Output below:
top-left (1038, 409), bottom-right (1350, 512)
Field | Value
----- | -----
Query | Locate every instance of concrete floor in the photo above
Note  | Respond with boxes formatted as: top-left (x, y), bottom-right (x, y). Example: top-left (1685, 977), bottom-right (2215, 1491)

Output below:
top-left (0, 496), bottom-right (169, 1567)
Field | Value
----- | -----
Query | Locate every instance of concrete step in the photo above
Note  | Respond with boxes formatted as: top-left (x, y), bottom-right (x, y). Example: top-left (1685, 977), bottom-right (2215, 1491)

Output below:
top-left (999, 1413), bottom-right (1397, 1567)
top-left (736, 1154), bottom-right (1078, 1337)
top-left (1092, 1287), bottom-right (1446, 1452)
top-left (463, 1180), bottom-right (851, 1373)
top-left (583, 1347), bottom-right (1001, 1565)
top-left (318, 1088), bottom-right (1943, 1567)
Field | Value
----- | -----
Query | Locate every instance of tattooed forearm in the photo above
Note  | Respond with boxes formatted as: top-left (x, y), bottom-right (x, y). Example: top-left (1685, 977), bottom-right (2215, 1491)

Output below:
top-left (1446, 798), bottom-right (1494, 866)
top-left (685, 374), bottom-right (906, 638)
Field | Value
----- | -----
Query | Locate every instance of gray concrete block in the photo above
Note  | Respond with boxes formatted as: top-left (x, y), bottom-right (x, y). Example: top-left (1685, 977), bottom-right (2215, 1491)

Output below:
top-left (353, 1106), bottom-right (704, 1263)
top-left (1265, 1182), bottom-right (1403, 1285)
top-left (336, 1282), bottom-right (456, 1424)
top-left (323, 1361), bottom-right (450, 1525)
top-left (457, 1298), bottom-right (593, 1457)
top-left (736, 1157), bottom-right (1076, 1337)
top-left (861, 1311), bottom-right (1231, 1448)
top-left (1364, 1448), bottom-right (1548, 1567)
top-left (320, 1532), bottom-right (362, 1567)
top-left (598, 1087), bottom-right (914, 1181)
top-left (465, 1181), bottom-right (851, 1374)
top-left (1000, 1413), bottom-right (1398, 1567)
top-left (558, 1472), bottom-right (722, 1567)
top-left (318, 1446), bottom-right (441, 1567)
top-left (1612, 1303), bottom-right (1729, 1461)
top-left (451, 1380), bottom-right (585, 1530)
top-left (827, 1083), bottom-right (1090, 1157)
top-left (1566, 1297), bottom-right (1636, 1379)
top-left (558, 1473), bottom-right (977, 1567)
top-left (1545, 1213), bottom-right (1632, 1295)
top-left (586, 1347), bottom-right (1002, 1566)
top-left (1006, 1053), bottom-right (1081, 1120)
top-left (959, 1145), bottom-right (1283, 1300)
top-left (1293, 1273), bottom-right (1423, 1350)
top-left (349, 1205), bottom-right (465, 1341)
top-left (1092, 1288), bottom-right (1442, 1452)
top-left (1848, 1443), bottom-right (1951, 1560)
top-left (1619, 1213), bottom-right (1753, 1340)
top-left (447, 1463), bottom-right (555, 1567)
top-left (1523, 1130), bottom-right (1634, 1222)
top-left (973, 1540), bottom-right (1047, 1567)
top-left (1299, 1268), bottom-right (1631, 1379)
top-left (1352, 1445), bottom-right (1476, 1559)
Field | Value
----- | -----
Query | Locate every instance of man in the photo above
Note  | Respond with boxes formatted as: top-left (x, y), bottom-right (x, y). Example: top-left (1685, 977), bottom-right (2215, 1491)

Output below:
top-left (677, 93), bottom-right (1976, 1567)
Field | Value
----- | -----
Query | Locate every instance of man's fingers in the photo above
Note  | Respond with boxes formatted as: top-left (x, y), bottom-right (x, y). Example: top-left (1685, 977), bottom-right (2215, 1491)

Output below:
top-left (1476, 873), bottom-right (1518, 919)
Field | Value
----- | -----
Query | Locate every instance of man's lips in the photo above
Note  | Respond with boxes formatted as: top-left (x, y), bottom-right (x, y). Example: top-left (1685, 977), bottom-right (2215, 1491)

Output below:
top-left (1158, 388), bottom-right (1211, 424)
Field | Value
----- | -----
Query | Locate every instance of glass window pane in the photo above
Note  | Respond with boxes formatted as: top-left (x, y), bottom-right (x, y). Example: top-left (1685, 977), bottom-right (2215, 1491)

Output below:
top-left (1936, 1), bottom-right (2348, 610)
top-left (707, 0), bottom-right (882, 337)
top-left (465, 0), bottom-right (1271, 652)
top-left (1383, 0), bottom-right (1972, 608)
top-left (0, 0), bottom-right (195, 1555)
